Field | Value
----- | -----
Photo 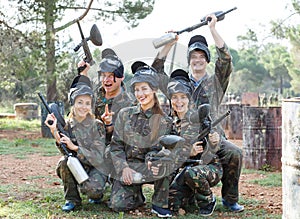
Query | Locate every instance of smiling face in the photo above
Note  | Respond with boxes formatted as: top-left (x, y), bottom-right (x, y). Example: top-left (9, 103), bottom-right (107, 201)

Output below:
top-left (134, 82), bottom-right (156, 111)
top-left (73, 94), bottom-right (92, 121)
top-left (100, 72), bottom-right (124, 98)
top-left (189, 50), bottom-right (208, 74)
top-left (171, 92), bottom-right (189, 118)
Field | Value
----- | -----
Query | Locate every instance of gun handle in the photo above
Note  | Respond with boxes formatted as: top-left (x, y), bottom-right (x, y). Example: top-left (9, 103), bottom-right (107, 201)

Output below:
top-left (77, 65), bottom-right (87, 75)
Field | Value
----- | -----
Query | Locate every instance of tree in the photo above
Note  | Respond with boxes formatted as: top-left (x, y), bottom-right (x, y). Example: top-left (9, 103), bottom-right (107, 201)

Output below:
top-left (260, 43), bottom-right (292, 95)
top-left (228, 30), bottom-right (270, 95)
top-left (0, 0), bottom-right (155, 101)
top-left (270, 0), bottom-right (300, 95)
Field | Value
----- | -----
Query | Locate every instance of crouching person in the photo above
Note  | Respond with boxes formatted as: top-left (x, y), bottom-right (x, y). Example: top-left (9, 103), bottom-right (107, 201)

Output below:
top-left (166, 69), bottom-right (223, 216)
top-left (45, 75), bottom-right (110, 211)
top-left (109, 63), bottom-right (173, 218)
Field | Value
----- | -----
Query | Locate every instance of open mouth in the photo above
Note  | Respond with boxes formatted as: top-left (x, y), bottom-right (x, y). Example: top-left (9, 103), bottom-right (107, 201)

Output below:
top-left (104, 83), bottom-right (112, 88)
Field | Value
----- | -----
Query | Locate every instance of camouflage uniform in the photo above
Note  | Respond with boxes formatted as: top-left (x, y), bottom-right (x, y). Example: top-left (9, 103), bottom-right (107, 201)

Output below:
top-left (189, 44), bottom-right (243, 204)
top-left (94, 83), bottom-right (134, 145)
top-left (152, 43), bottom-right (243, 205)
top-left (109, 104), bottom-right (173, 212)
top-left (168, 111), bottom-right (223, 212)
top-left (56, 115), bottom-right (109, 205)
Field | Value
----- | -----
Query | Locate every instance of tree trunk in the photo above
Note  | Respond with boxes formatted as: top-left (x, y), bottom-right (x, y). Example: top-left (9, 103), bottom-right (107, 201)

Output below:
top-left (45, 1), bottom-right (57, 101)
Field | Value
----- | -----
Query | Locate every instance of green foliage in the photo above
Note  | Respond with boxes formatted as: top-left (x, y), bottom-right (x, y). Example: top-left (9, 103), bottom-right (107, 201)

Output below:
top-left (100, 0), bottom-right (155, 28)
top-left (0, 0), bottom-right (156, 101)
top-left (269, 1), bottom-right (300, 96)
top-left (229, 29), bottom-right (296, 96)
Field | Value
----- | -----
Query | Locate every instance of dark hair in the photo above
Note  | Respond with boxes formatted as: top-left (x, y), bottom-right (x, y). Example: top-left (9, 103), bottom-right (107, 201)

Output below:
top-left (152, 93), bottom-right (164, 116)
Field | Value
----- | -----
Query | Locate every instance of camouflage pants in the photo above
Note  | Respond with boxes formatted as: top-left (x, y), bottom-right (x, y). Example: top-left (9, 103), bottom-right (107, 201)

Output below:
top-left (169, 161), bottom-right (223, 211)
top-left (56, 156), bottom-right (108, 204)
top-left (109, 176), bottom-right (170, 212)
top-left (217, 138), bottom-right (243, 204)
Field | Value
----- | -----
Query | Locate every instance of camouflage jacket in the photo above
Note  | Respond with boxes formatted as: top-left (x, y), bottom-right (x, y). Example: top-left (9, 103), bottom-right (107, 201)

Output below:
top-left (110, 104), bottom-right (172, 175)
top-left (172, 110), bottom-right (220, 165)
top-left (152, 44), bottom-right (233, 120)
top-left (94, 82), bottom-right (134, 123)
top-left (94, 82), bottom-right (134, 145)
top-left (65, 115), bottom-right (109, 174)
top-left (190, 44), bottom-right (232, 120)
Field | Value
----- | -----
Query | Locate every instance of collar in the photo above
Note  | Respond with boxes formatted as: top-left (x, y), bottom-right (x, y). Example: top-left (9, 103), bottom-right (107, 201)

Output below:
top-left (69, 114), bottom-right (93, 128)
top-left (189, 73), bottom-right (208, 87)
top-left (132, 104), bottom-right (154, 118)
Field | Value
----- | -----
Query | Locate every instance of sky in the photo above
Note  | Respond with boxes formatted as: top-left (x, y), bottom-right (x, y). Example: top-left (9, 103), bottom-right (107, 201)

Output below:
top-left (60, 0), bottom-right (298, 68)
top-left (98, 0), bottom-right (296, 48)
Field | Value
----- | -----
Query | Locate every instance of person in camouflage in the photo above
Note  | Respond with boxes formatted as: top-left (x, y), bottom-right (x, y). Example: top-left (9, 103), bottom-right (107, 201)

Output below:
top-left (152, 14), bottom-right (244, 212)
top-left (45, 75), bottom-right (109, 212)
top-left (109, 62), bottom-right (173, 218)
top-left (78, 49), bottom-right (134, 145)
top-left (166, 69), bottom-right (222, 216)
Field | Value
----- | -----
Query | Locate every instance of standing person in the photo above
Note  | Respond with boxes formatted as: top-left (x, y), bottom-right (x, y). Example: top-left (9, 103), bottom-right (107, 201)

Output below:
top-left (166, 69), bottom-right (222, 216)
top-left (109, 62), bottom-right (173, 218)
top-left (78, 49), bottom-right (134, 144)
top-left (152, 14), bottom-right (244, 212)
top-left (44, 76), bottom-right (109, 211)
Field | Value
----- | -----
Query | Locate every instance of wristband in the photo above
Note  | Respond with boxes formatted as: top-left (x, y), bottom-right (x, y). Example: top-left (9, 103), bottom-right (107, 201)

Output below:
top-left (105, 123), bottom-right (113, 127)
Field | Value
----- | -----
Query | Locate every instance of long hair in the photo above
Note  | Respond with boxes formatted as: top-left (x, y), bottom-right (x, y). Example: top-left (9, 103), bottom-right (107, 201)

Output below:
top-left (68, 106), bottom-right (95, 120)
top-left (152, 93), bottom-right (164, 116)
top-left (149, 93), bottom-right (165, 142)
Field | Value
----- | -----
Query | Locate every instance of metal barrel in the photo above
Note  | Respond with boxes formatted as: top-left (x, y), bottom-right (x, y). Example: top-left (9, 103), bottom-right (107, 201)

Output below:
top-left (282, 98), bottom-right (300, 219)
top-left (220, 103), bottom-right (244, 140)
top-left (242, 106), bottom-right (282, 170)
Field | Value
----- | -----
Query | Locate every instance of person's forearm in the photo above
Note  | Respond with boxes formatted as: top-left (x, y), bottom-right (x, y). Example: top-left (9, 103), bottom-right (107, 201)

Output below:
top-left (210, 27), bottom-right (225, 48)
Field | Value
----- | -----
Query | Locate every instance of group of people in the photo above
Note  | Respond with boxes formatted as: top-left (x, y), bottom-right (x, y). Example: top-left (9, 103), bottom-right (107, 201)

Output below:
top-left (45, 14), bottom-right (243, 217)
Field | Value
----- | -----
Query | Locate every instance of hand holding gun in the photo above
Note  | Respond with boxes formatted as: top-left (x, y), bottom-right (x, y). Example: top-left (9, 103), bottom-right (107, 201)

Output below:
top-left (38, 92), bottom-right (89, 184)
top-left (153, 7), bottom-right (237, 48)
top-left (74, 23), bottom-right (102, 74)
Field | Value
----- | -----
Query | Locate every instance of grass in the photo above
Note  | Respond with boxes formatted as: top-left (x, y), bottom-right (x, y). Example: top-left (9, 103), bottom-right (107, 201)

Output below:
top-left (0, 118), bottom-right (282, 218)
top-left (0, 138), bottom-right (57, 157)
top-left (242, 168), bottom-right (282, 187)
top-left (0, 118), bottom-right (40, 131)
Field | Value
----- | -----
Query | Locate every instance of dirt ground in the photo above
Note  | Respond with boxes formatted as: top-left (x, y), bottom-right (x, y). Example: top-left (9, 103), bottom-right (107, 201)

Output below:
top-left (0, 130), bottom-right (282, 216)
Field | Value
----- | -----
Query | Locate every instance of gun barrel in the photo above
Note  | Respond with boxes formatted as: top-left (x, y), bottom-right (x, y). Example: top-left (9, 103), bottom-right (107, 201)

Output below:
top-left (177, 7), bottom-right (237, 34)
top-left (211, 110), bottom-right (230, 127)
top-left (38, 92), bottom-right (52, 114)
top-left (196, 110), bottom-right (231, 141)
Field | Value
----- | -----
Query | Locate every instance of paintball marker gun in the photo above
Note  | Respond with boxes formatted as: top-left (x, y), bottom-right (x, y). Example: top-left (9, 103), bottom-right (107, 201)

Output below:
top-left (74, 22), bottom-right (103, 74)
top-left (38, 92), bottom-right (89, 184)
top-left (152, 7), bottom-right (237, 48)
top-left (146, 134), bottom-right (189, 179)
top-left (191, 104), bottom-right (230, 142)
top-left (189, 104), bottom-right (230, 165)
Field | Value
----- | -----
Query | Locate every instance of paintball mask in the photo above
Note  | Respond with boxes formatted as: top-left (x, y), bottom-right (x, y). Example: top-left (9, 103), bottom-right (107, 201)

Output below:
top-left (130, 62), bottom-right (159, 92)
top-left (187, 35), bottom-right (210, 64)
top-left (167, 69), bottom-right (193, 99)
top-left (68, 75), bottom-right (94, 106)
top-left (98, 54), bottom-right (124, 79)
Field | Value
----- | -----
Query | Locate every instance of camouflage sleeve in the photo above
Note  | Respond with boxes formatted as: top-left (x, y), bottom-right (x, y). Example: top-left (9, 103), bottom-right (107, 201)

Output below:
top-left (151, 54), bottom-right (170, 97)
top-left (76, 119), bottom-right (107, 172)
top-left (152, 53), bottom-right (166, 74)
top-left (214, 43), bottom-right (233, 95)
top-left (109, 108), bottom-right (129, 175)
